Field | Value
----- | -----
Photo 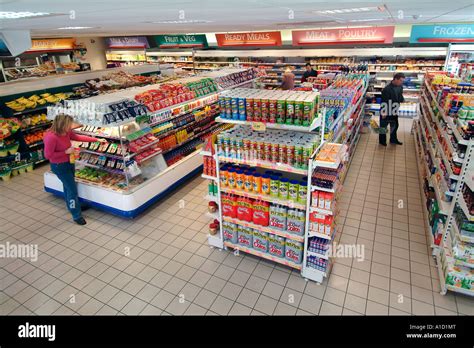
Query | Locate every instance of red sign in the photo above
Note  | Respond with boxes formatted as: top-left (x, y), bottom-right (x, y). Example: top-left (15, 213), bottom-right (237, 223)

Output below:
top-left (292, 26), bottom-right (395, 46)
top-left (216, 31), bottom-right (282, 47)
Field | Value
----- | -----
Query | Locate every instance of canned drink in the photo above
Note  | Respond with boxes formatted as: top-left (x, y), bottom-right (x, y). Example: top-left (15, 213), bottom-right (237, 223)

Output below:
top-left (285, 240), bottom-right (303, 264)
top-left (268, 235), bottom-right (286, 258)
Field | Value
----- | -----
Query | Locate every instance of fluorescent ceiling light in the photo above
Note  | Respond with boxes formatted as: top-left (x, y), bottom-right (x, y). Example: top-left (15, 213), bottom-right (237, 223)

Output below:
top-left (349, 18), bottom-right (385, 22)
top-left (0, 11), bottom-right (51, 19)
top-left (151, 20), bottom-right (213, 24)
top-left (315, 7), bottom-right (379, 15)
top-left (57, 26), bottom-right (94, 30)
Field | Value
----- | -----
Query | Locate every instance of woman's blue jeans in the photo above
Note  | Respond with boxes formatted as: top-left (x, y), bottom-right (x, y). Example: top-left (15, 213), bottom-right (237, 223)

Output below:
top-left (50, 162), bottom-right (82, 221)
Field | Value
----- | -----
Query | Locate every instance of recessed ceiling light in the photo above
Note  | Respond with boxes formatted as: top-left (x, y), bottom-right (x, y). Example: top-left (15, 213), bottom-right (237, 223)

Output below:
top-left (315, 7), bottom-right (379, 15)
top-left (0, 11), bottom-right (51, 19)
top-left (349, 18), bottom-right (385, 22)
top-left (151, 20), bottom-right (213, 24)
top-left (56, 26), bottom-right (94, 30)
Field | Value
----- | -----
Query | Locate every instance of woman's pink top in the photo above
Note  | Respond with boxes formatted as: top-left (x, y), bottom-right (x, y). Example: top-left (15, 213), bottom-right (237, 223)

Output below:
top-left (43, 130), bottom-right (98, 164)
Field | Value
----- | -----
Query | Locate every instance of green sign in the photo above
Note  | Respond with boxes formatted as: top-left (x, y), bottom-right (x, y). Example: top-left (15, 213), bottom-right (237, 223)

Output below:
top-left (154, 34), bottom-right (208, 48)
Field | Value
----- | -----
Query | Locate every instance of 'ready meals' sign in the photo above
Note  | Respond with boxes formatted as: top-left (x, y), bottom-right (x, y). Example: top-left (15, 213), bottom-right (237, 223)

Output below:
top-left (216, 31), bottom-right (282, 47)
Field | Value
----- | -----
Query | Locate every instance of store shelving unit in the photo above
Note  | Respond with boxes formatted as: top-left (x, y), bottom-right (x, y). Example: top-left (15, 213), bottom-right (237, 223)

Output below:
top-left (44, 69), bottom-right (257, 218)
top-left (414, 74), bottom-right (474, 296)
top-left (205, 74), bottom-right (367, 282)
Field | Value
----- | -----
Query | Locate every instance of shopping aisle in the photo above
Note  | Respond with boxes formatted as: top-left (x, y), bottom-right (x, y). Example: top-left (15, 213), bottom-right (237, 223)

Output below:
top-left (0, 119), bottom-right (471, 315)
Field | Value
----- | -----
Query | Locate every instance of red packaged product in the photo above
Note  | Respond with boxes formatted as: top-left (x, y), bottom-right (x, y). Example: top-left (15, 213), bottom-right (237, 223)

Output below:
top-left (222, 194), bottom-right (237, 218)
top-left (252, 200), bottom-right (269, 226)
top-left (236, 196), bottom-right (253, 222)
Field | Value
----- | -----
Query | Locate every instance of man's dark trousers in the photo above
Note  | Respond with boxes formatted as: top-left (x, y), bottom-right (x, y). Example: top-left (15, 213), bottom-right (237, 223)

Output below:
top-left (379, 115), bottom-right (399, 145)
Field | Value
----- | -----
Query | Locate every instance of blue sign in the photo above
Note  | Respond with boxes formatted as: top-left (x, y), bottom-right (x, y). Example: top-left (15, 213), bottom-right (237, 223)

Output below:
top-left (0, 39), bottom-right (12, 56)
top-left (410, 24), bottom-right (474, 44)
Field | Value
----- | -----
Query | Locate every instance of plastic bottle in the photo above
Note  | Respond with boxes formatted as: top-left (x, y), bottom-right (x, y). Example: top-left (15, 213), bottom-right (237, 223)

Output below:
top-left (279, 178), bottom-right (289, 200)
top-left (298, 180), bottom-right (307, 205)
top-left (252, 173), bottom-right (262, 193)
top-left (288, 180), bottom-right (299, 202)
top-left (261, 175), bottom-right (271, 195)
top-left (270, 176), bottom-right (280, 198)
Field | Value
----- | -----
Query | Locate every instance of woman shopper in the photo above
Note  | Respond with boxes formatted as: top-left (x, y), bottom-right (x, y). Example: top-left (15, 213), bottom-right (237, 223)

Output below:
top-left (44, 114), bottom-right (103, 225)
top-left (281, 67), bottom-right (295, 90)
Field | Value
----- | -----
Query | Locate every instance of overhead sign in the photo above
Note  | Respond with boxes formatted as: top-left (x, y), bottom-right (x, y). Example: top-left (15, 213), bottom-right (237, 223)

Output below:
top-left (28, 38), bottom-right (76, 52)
top-left (154, 34), bottom-right (208, 48)
top-left (105, 36), bottom-right (149, 49)
top-left (410, 24), bottom-right (474, 43)
top-left (292, 26), bottom-right (395, 46)
top-left (216, 31), bottom-right (282, 47)
top-left (0, 30), bottom-right (32, 56)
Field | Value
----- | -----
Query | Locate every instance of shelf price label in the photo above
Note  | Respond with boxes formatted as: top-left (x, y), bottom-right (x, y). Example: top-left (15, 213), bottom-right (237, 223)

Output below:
top-left (251, 122), bottom-right (266, 132)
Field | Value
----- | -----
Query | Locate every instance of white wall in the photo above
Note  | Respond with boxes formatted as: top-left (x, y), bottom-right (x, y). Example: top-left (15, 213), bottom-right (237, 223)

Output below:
top-left (74, 37), bottom-right (107, 70)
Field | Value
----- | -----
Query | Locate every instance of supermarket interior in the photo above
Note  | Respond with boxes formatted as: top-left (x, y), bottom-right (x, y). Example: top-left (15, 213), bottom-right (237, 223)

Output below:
top-left (0, 1), bottom-right (474, 322)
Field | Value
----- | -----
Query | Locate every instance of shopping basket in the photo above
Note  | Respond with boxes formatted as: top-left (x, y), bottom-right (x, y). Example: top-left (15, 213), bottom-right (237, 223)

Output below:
top-left (369, 118), bottom-right (388, 134)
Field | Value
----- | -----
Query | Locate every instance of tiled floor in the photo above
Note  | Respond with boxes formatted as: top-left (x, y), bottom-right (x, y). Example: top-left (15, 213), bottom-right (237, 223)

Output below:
top-left (0, 118), bottom-right (472, 316)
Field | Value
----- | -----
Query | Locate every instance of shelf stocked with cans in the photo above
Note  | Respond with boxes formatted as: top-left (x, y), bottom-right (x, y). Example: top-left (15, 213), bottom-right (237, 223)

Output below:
top-left (216, 88), bottom-right (321, 132)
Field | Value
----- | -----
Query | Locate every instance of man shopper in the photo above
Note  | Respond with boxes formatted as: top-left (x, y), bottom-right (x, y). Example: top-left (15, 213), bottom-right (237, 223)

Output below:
top-left (379, 73), bottom-right (405, 146)
top-left (301, 63), bottom-right (318, 83)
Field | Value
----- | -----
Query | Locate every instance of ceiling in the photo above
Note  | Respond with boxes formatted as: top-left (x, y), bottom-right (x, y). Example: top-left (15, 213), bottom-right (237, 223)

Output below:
top-left (1, 0), bottom-right (473, 37)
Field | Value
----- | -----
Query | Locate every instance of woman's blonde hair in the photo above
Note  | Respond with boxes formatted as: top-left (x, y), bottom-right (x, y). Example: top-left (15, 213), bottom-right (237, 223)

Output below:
top-left (50, 114), bottom-right (73, 135)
